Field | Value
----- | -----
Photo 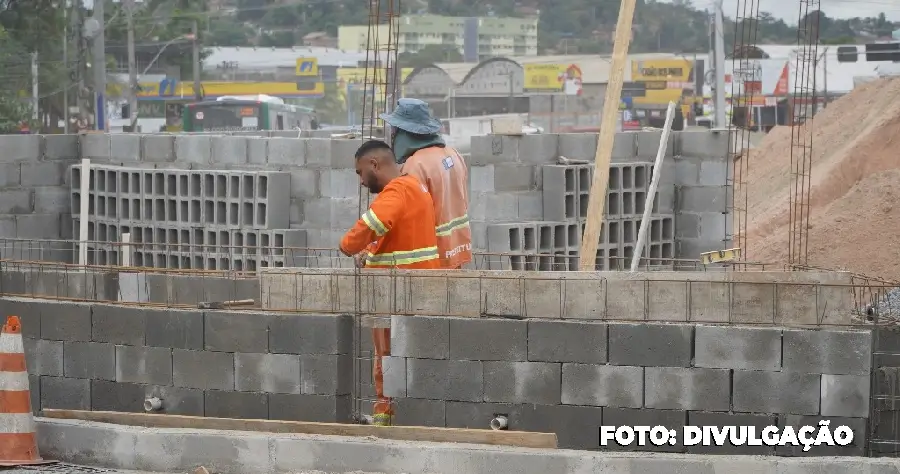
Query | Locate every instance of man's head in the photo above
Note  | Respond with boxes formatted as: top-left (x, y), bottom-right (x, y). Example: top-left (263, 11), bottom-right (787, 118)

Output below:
top-left (355, 140), bottom-right (400, 194)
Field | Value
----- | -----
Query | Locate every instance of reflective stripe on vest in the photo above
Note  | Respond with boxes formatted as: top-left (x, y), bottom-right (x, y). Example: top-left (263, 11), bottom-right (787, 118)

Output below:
top-left (367, 246), bottom-right (439, 266)
top-left (362, 209), bottom-right (388, 236)
top-left (435, 214), bottom-right (470, 237)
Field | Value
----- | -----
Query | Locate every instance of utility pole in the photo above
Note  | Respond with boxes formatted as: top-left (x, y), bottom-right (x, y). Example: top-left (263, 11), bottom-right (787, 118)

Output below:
top-left (91, 0), bottom-right (106, 131)
top-left (63, 3), bottom-right (69, 133)
top-left (31, 52), bottom-right (39, 122)
top-left (712, 0), bottom-right (726, 129)
top-left (126, 0), bottom-right (138, 131)
top-left (192, 20), bottom-right (201, 101)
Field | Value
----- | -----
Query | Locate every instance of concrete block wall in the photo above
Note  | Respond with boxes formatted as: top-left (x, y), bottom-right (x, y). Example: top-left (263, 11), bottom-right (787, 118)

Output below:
top-left (385, 315), bottom-right (873, 454)
top-left (4, 297), bottom-right (355, 423)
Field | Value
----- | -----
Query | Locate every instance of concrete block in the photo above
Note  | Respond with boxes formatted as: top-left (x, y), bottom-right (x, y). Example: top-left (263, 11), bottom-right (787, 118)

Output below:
top-left (204, 311), bottom-right (270, 353)
top-left (211, 136), bottom-right (249, 165)
top-left (43, 134), bottom-right (78, 160)
top-left (561, 363), bottom-right (642, 408)
top-left (91, 304), bottom-right (146, 345)
top-left (483, 361), bottom-right (561, 404)
top-left (698, 160), bottom-right (727, 185)
top-left (41, 302), bottom-right (92, 341)
top-left (301, 354), bottom-right (351, 395)
top-left (235, 352), bottom-right (301, 394)
top-left (90, 379), bottom-right (146, 413)
top-left (16, 214), bottom-right (60, 239)
top-left (602, 407), bottom-right (686, 453)
top-left (270, 314), bottom-right (352, 355)
top-left (115, 345), bottom-right (172, 386)
top-left (528, 320), bottom-right (607, 363)
top-left (0, 189), bottom-right (33, 214)
top-left (141, 135), bottom-right (176, 162)
top-left (204, 390), bottom-right (269, 420)
top-left (449, 318), bottom-right (526, 361)
top-left (174, 135), bottom-right (213, 166)
top-left (406, 358), bottom-right (483, 402)
top-left (63, 341), bottom-right (114, 380)
top-left (676, 185), bottom-right (728, 213)
top-left (0, 163), bottom-right (20, 187)
top-left (674, 212), bottom-right (700, 239)
top-left (517, 192), bottom-right (543, 220)
top-left (79, 133), bottom-right (111, 160)
top-left (519, 404), bottom-right (605, 451)
top-left (33, 187), bottom-right (70, 213)
top-left (23, 338), bottom-right (63, 376)
top-left (320, 169), bottom-right (361, 198)
top-left (0, 299), bottom-right (40, 338)
top-left (469, 135), bottom-right (518, 165)
top-left (493, 164), bottom-right (535, 192)
top-left (28, 374), bottom-right (39, 414)
top-left (557, 133), bottom-right (598, 161)
top-left (144, 308), bottom-right (204, 350)
top-left (392, 398), bottom-right (446, 427)
top-left (469, 165), bottom-right (495, 193)
top-left (778, 415), bottom-right (866, 456)
top-left (391, 315), bottom-right (449, 359)
top-left (636, 130), bottom-right (676, 159)
top-left (268, 393), bottom-right (352, 423)
top-left (303, 138), bottom-right (333, 169)
top-left (0, 134), bottom-right (41, 162)
top-left (611, 132), bottom-right (638, 162)
top-left (608, 322), bottom-right (692, 367)
top-left (173, 349), bottom-right (235, 391)
top-left (247, 137), bottom-right (268, 165)
top-left (732, 370), bottom-right (820, 415)
top-left (266, 137), bottom-right (306, 166)
top-left (109, 134), bottom-right (141, 161)
top-left (695, 325), bottom-right (781, 371)
top-left (329, 139), bottom-right (359, 169)
top-left (0, 215), bottom-right (16, 239)
top-left (821, 374), bottom-right (870, 418)
top-left (40, 376), bottom-right (90, 410)
top-left (680, 131), bottom-right (729, 158)
top-left (517, 134), bottom-right (559, 164)
top-left (687, 412), bottom-right (777, 455)
top-left (644, 367), bottom-right (730, 411)
top-left (21, 162), bottom-right (65, 186)
top-left (783, 329), bottom-right (872, 375)
top-left (445, 401), bottom-right (519, 430)
top-left (144, 384), bottom-right (205, 416)
top-left (383, 356), bottom-right (406, 398)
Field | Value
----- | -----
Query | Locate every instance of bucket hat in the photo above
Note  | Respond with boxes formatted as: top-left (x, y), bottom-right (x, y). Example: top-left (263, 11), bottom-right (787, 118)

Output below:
top-left (379, 98), bottom-right (443, 135)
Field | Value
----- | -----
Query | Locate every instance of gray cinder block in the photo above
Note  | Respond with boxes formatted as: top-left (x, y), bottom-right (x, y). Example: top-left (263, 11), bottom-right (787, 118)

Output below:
top-left (449, 318), bottom-right (527, 361)
top-left (91, 304), bottom-right (146, 345)
top-left (145, 384), bottom-right (205, 416)
top-left (16, 214), bottom-right (61, 239)
top-left (23, 338), bottom-right (63, 376)
top-left (406, 358), bottom-right (483, 402)
top-left (687, 412), bottom-right (777, 455)
top-left (469, 135), bottom-right (518, 165)
top-left (676, 185), bottom-right (728, 213)
top-left (557, 133), bottom-right (598, 161)
top-left (561, 363), bottom-right (642, 408)
top-left (141, 134), bottom-right (176, 162)
top-left (235, 352), bottom-right (301, 394)
top-left (211, 136), bottom-right (249, 165)
top-left (21, 162), bottom-right (65, 186)
top-left (173, 349), bottom-right (235, 391)
top-left (301, 354), bottom-right (352, 396)
top-left (0, 134), bottom-right (40, 162)
top-left (144, 308), bottom-right (204, 350)
top-left (266, 137), bottom-right (306, 166)
top-left (109, 134), bottom-right (141, 161)
top-left (777, 415), bottom-right (866, 457)
top-left (518, 404), bottom-right (605, 451)
top-left (517, 134), bottom-right (559, 165)
top-left (329, 139), bottom-right (359, 169)
top-left (319, 169), bottom-right (361, 199)
top-left (694, 325), bottom-right (781, 371)
top-left (43, 134), bottom-right (78, 160)
top-left (821, 374), bottom-right (870, 418)
top-left (40, 376), bottom-right (90, 410)
top-left (608, 322), bottom-right (692, 367)
top-left (680, 131), bottom-right (729, 158)
top-left (732, 370), bottom-right (820, 415)
top-left (493, 164), bottom-right (535, 192)
top-left (33, 187), bottom-right (71, 214)
top-left (528, 320), bottom-right (607, 364)
top-left (204, 390), bottom-right (269, 420)
top-left (269, 314), bottom-right (352, 355)
top-left (783, 329), bottom-right (872, 376)
top-left (174, 135), bottom-right (212, 166)
top-left (303, 138), bottom-right (333, 169)
top-left (392, 398), bottom-right (446, 428)
top-left (115, 345), bottom-right (173, 386)
top-left (63, 341), bottom-right (115, 380)
top-left (268, 393), bottom-right (352, 423)
top-left (40, 302), bottom-right (92, 342)
top-left (445, 401), bottom-right (519, 430)
top-left (644, 367), bottom-right (730, 411)
top-left (383, 356), bottom-right (407, 398)
top-left (698, 160), bottom-right (727, 186)
top-left (0, 189), bottom-right (33, 214)
top-left (469, 165), bottom-right (495, 193)
top-left (79, 133), bottom-right (111, 161)
top-left (0, 299), bottom-right (40, 338)
top-left (636, 130), bottom-right (676, 160)
top-left (247, 137), bottom-right (268, 165)
top-left (391, 315), bottom-right (449, 359)
top-left (483, 361), bottom-right (561, 405)
top-left (204, 311), bottom-right (270, 353)
top-left (602, 407), bottom-right (686, 453)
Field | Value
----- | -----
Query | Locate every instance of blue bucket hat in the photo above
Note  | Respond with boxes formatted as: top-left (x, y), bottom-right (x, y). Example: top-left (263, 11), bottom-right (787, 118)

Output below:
top-left (379, 98), bottom-right (442, 135)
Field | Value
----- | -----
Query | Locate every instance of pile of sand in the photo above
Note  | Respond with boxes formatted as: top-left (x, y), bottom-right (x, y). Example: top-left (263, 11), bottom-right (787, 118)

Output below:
top-left (742, 77), bottom-right (900, 282)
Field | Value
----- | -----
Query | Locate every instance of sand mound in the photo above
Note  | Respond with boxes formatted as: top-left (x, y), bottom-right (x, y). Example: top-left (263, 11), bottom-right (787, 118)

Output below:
top-left (742, 77), bottom-right (900, 282)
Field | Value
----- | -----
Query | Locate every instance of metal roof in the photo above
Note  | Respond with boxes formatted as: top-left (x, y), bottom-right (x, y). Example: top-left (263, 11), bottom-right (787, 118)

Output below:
top-left (202, 47), bottom-right (387, 70)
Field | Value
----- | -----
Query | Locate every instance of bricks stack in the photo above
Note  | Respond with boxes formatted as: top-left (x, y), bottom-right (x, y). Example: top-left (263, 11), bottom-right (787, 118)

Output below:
top-left (70, 163), bottom-right (306, 270)
top-left (385, 316), bottom-right (873, 454)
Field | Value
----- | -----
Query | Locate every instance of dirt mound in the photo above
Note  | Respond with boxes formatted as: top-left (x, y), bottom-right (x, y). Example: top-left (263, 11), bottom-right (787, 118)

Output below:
top-left (742, 77), bottom-right (900, 282)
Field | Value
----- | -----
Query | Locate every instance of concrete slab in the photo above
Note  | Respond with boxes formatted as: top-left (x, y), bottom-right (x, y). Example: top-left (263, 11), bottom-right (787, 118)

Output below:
top-left (36, 418), bottom-right (900, 474)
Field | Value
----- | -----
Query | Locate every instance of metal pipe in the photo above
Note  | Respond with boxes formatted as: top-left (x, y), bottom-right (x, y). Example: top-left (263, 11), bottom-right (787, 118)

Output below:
top-left (490, 415), bottom-right (508, 430)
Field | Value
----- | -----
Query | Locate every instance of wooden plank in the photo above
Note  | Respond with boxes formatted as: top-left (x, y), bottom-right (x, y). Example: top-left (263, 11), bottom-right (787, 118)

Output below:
top-left (41, 410), bottom-right (558, 449)
top-left (578, 0), bottom-right (639, 270)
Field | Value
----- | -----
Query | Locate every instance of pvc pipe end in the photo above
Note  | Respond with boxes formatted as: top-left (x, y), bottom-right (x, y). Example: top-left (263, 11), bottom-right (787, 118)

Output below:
top-left (490, 415), bottom-right (508, 431)
top-left (144, 397), bottom-right (162, 412)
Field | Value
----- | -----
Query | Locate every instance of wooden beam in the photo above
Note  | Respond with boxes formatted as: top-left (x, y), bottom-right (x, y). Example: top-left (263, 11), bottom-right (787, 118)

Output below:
top-left (41, 410), bottom-right (558, 450)
top-left (578, 0), bottom-right (639, 270)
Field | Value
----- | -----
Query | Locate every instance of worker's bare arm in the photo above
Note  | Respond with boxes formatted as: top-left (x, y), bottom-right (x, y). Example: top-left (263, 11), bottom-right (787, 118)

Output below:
top-left (339, 186), bottom-right (405, 256)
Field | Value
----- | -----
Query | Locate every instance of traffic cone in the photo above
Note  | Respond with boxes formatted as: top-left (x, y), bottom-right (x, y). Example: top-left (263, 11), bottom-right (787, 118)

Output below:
top-left (0, 316), bottom-right (52, 466)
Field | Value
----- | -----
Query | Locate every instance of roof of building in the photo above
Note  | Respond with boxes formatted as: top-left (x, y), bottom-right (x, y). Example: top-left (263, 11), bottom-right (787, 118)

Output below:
top-left (202, 47), bottom-right (385, 70)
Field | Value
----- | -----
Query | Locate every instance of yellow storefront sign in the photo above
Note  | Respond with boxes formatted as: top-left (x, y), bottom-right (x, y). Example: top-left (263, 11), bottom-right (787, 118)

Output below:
top-left (523, 64), bottom-right (564, 93)
top-left (296, 57), bottom-right (318, 76)
top-left (337, 67), bottom-right (414, 104)
top-left (136, 81), bottom-right (323, 100)
top-left (630, 59), bottom-right (696, 105)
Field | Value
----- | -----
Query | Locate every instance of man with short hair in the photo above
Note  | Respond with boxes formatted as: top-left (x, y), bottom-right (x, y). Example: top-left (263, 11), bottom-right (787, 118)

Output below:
top-left (380, 99), bottom-right (472, 269)
top-left (339, 139), bottom-right (440, 427)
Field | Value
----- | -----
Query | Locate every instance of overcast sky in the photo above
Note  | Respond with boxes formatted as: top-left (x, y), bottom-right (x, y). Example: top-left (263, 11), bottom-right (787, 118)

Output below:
top-left (681, 0), bottom-right (900, 22)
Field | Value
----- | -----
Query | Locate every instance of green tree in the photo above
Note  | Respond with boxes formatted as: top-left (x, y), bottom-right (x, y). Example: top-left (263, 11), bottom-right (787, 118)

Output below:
top-left (399, 44), bottom-right (462, 67)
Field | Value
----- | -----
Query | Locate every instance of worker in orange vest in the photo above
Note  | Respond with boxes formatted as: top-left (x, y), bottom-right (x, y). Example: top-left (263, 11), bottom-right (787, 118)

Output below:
top-left (380, 99), bottom-right (472, 269)
top-left (339, 139), bottom-right (440, 427)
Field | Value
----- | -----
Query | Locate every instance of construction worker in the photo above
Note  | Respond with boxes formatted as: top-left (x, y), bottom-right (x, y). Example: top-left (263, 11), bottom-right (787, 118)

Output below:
top-left (339, 139), bottom-right (440, 427)
top-left (380, 98), bottom-right (472, 269)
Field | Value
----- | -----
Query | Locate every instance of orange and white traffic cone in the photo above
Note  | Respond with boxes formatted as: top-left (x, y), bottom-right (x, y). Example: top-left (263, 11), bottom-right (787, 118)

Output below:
top-left (0, 316), bottom-right (53, 466)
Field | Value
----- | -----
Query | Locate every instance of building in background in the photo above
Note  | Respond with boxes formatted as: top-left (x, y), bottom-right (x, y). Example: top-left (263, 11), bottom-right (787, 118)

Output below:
top-left (338, 14), bottom-right (539, 59)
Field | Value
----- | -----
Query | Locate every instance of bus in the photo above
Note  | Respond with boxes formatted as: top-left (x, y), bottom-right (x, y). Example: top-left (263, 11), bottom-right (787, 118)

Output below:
top-left (181, 95), bottom-right (315, 132)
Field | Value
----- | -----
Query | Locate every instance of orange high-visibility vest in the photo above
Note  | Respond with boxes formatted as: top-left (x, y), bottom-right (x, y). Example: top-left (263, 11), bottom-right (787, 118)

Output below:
top-left (340, 174), bottom-right (440, 269)
top-left (401, 146), bottom-right (472, 269)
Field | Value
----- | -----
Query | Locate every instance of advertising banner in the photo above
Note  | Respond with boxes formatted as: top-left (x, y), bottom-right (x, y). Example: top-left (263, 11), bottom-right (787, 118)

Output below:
top-left (523, 64), bottom-right (583, 95)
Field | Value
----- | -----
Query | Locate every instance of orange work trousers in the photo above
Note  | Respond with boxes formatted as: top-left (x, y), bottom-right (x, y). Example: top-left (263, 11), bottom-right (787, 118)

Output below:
top-left (372, 328), bottom-right (393, 423)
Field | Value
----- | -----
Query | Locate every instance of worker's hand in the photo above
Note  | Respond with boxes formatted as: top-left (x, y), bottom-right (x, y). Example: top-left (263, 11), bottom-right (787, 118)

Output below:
top-left (354, 252), bottom-right (368, 268)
